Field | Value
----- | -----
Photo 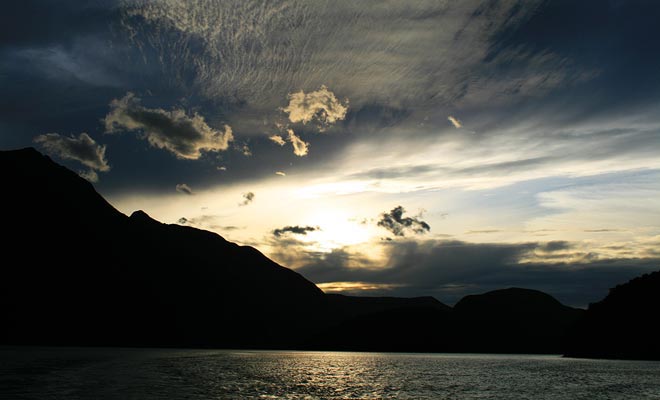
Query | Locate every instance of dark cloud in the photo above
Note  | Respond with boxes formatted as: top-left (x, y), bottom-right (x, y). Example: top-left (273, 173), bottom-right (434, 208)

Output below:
top-left (239, 192), bottom-right (255, 206)
top-left (537, 241), bottom-right (574, 252)
top-left (33, 132), bottom-right (109, 181)
top-left (175, 183), bottom-right (193, 195)
top-left (291, 239), bottom-right (660, 307)
top-left (377, 206), bottom-right (430, 237)
top-left (273, 225), bottom-right (319, 238)
top-left (104, 93), bottom-right (233, 160)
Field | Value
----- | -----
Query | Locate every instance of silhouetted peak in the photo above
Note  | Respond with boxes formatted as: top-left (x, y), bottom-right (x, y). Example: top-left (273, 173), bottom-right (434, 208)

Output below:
top-left (4, 146), bottom-right (41, 156)
top-left (1, 147), bottom-right (55, 167)
top-left (489, 287), bottom-right (560, 301)
top-left (455, 287), bottom-right (565, 314)
top-left (130, 210), bottom-right (159, 224)
top-left (601, 270), bottom-right (660, 306)
top-left (1, 147), bottom-right (122, 223)
top-left (564, 270), bottom-right (660, 360)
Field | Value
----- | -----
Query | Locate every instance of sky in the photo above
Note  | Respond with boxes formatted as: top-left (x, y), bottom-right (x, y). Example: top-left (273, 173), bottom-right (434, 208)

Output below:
top-left (2, 0), bottom-right (659, 306)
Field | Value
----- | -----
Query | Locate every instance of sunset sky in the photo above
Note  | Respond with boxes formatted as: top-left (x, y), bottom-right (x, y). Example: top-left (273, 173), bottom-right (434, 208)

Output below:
top-left (2, 0), bottom-right (659, 305)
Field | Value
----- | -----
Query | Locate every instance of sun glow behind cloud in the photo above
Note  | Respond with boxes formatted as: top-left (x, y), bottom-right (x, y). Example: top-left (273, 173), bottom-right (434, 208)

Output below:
top-left (299, 209), bottom-right (377, 250)
top-left (317, 281), bottom-right (404, 293)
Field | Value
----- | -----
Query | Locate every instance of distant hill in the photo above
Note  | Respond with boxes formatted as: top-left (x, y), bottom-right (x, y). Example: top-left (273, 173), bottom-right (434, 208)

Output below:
top-left (311, 294), bottom-right (453, 352)
top-left (564, 271), bottom-right (660, 360)
top-left (1, 148), bottom-right (586, 354)
top-left (453, 288), bottom-right (584, 354)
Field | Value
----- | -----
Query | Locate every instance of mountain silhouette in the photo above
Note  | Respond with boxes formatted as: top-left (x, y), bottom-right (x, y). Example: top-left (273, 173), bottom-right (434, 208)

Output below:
top-left (1, 148), bottom-right (586, 353)
top-left (452, 288), bottom-right (584, 354)
top-left (311, 294), bottom-right (453, 352)
top-left (1, 147), bottom-right (324, 348)
top-left (564, 271), bottom-right (660, 360)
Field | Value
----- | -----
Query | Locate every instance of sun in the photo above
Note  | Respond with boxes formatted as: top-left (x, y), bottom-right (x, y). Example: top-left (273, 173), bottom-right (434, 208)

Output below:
top-left (300, 209), bottom-right (376, 251)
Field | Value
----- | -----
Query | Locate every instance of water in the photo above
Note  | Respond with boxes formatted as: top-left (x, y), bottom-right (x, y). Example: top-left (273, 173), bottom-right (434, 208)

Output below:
top-left (1, 347), bottom-right (660, 399)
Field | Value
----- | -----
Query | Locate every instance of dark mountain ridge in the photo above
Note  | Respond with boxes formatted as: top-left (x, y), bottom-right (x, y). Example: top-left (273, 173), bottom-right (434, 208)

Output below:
top-left (564, 271), bottom-right (660, 360)
top-left (2, 147), bottom-right (324, 348)
top-left (453, 288), bottom-right (584, 354)
top-left (2, 148), bottom-right (590, 354)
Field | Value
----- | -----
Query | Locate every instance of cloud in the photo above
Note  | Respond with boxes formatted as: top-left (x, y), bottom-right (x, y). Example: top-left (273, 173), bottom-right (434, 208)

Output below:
top-left (175, 183), bottom-right (193, 195)
top-left (219, 225), bottom-right (241, 231)
top-left (377, 206), bottom-right (430, 237)
top-left (448, 115), bottom-right (462, 128)
top-left (287, 129), bottom-right (309, 157)
top-left (239, 191), bottom-right (255, 206)
top-left (104, 93), bottom-right (233, 160)
top-left (78, 169), bottom-right (100, 183)
top-left (33, 132), bottom-right (110, 181)
top-left (120, 1), bottom-right (565, 113)
top-left (275, 171), bottom-right (286, 176)
top-left (537, 241), bottom-right (574, 252)
top-left (273, 225), bottom-right (319, 237)
top-left (466, 230), bottom-right (502, 234)
top-left (239, 143), bottom-right (252, 156)
top-left (286, 239), bottom-right (660, 306)
top-left (269, 135), bottom-right (286, 146)
top-left (177, 215), bottom-right (242, 231)
top-left (282, 85), bottom-right (348, 129)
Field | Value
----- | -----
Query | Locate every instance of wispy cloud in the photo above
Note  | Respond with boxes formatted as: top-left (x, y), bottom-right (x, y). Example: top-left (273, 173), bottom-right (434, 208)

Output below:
top-left (175, 183), bottom-right (193, 195)
top-left (34, 132), bottom-right (109, 182)
top-left (177, 214), bottom-right (242, 232)
top-left (78, 169), bottom-right (100, 182)
top-left (104, 93), bottom-right (233, 160)
top-left (448, 115), bottom-right (462, 128)
top-left (120, 1), bottom-right (558, 111)
top-left (466, 229), bottom-right (501, 234)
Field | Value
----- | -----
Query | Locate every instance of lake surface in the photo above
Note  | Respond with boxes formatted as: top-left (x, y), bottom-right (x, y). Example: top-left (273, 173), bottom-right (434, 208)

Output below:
top-left (1, 347), bottom-right (660, 399)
